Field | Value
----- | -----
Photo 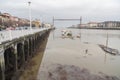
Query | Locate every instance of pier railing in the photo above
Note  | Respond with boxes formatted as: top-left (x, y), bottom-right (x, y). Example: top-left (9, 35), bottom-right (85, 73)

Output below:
top-left (0, 28), bottom-right (50, 44)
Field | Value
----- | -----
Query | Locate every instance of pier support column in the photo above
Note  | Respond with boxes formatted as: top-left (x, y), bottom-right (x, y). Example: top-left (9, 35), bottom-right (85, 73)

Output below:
top-left (21, 42), bottom-right (25, 65)
top-left (14, 45), bottom-right (18, 72)
top-left (29, 38), bottom-right (32, 57)
top-left (24, 40), bottom-right (29, 61)
top-left (31, 39), bottom-right (34, 56)
top-left (33, 38), bottom-right (35, 52)
top-left (17, 43), bottom-right (25, 69)
top-left (0, 47), bottom-right (5, 80)
top-left (32, 38), bottom-right (35, 54)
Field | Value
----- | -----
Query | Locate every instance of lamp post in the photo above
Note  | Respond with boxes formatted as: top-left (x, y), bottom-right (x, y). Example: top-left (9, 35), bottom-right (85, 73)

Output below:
top-left (28, 1), bottom-right (32, 31)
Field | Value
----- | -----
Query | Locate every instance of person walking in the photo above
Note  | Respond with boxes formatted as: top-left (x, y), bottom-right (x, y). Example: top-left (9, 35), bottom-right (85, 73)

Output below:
top-left (85, 49), bottom-right (88, 54)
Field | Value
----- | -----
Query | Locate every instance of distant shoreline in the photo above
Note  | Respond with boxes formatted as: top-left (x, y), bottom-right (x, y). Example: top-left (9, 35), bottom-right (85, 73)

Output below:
top-left (68, 27), bottom-right (120, 30)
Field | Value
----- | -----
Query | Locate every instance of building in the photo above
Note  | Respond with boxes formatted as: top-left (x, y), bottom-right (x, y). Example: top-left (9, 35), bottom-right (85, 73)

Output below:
top-left (32, 19), bottom-right (41, 28)
top-left (0, 13), bottom-right (10, 28)
top-left (98, 22), bottom-right (104, 28)
top-left (102, 21), bottom-right (120, 28)
top-left (0, 12), bottom-right (31, 29)
top-left (80, 24), bottom-right (88, 28)
top-left (88, 22), bottom-right (98, 28)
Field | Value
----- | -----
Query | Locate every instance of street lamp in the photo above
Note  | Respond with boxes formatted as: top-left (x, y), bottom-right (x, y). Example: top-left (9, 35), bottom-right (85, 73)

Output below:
top-left (28, 1), bottom-right (32, 31)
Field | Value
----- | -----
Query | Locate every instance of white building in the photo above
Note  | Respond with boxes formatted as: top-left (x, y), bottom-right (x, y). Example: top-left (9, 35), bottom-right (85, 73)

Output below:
top-left (88, 22), bottom-right (98, 27)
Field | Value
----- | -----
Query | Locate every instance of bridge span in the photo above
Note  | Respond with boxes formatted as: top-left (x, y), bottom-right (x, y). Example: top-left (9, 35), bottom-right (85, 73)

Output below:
top-left (0, 28), bottom-right (52, 80)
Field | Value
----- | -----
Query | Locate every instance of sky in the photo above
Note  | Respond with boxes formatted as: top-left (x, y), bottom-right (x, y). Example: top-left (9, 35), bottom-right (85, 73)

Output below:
top-left (0, 0), bottom-right (120, 27)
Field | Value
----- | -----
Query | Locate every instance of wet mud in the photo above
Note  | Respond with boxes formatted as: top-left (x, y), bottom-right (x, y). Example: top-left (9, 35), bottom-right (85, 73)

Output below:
top-left (46, 64), bottom-right (120, 80)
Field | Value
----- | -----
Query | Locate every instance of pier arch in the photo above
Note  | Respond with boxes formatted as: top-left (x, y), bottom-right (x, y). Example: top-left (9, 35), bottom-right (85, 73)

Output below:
top-left (4, 47), bottom-right (16, 80)
top-left (17, 43), bottom-right (24, 69)
top-left (23, 40), bottom-right (29, 61)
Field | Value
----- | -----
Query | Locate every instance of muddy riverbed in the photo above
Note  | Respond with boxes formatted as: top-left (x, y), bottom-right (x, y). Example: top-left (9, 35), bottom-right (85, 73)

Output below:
top-left (37, 28), bottom-right (120, 80)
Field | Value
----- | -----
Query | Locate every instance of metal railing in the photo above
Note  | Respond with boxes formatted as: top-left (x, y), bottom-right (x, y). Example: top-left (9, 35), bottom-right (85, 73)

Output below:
top-left (0, 28), bottom-right (50, 44)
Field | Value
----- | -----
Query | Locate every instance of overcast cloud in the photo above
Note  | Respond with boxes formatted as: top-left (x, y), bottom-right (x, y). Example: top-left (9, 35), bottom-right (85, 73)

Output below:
top-left (0, 0), bottom-right (120, 27)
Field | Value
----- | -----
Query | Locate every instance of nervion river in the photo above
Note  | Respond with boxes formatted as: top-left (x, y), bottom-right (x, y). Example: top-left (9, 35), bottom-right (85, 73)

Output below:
top-left (37, 28), bottom-right (120, 80)
top-left (55, 28), bottom-right (120, 52)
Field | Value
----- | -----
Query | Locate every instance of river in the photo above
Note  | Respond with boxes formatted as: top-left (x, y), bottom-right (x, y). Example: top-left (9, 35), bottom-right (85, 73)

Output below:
top-left (37, 28), bottom-right (120, 80)
top-left (54, 28), bottom-right (120, 52)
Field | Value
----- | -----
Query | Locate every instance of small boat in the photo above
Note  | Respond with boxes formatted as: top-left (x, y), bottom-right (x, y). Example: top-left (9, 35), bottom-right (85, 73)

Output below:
top-left (61, 30), bottom-right (72, 37)
top-left (99, 44), bottom-right (120, 55)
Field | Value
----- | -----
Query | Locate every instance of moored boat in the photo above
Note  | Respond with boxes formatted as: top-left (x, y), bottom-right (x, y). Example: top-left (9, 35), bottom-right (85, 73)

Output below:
top-left (99, 44), bottom-right (120, 55)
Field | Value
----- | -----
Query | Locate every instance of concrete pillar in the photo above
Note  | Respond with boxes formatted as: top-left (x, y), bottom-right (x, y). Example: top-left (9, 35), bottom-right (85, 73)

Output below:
top-left (29, 38), bottom-right (32, 57)
top-left (22, 42), bottom-right (25, 65)
top-left (35, 37), bottom-right (37, 49)
top-left (32, 38), bottom-right (35, 53)
top-left (14, 45), bottom-right (18, 72)
top-left (26, 40), bottom-right (29, 60)
top-left (0, 47), bottom-right (5, 80)
top-left (23, 41), bottom-right (28, 61)
top-left (36, 36), bottom-right (39, 48)
top-left (27, 40), bottom-right (30, 59)
top-left (31, 38), bottom-right (34, 56)
top-left (34, 38), bottom-right (36, 52)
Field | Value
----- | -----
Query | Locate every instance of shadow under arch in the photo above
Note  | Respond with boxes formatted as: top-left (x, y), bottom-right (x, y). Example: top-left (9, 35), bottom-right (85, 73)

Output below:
top-left (17, 43), bottom-right (24, 69)
top-left (4, 47), bottom-right (16, 80)
top-left (23, 40), bottom-right (29, 61)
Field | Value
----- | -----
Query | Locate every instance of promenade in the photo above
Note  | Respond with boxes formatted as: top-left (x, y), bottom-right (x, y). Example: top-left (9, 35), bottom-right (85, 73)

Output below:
top-left (37, 29), bottom-right (120, 80)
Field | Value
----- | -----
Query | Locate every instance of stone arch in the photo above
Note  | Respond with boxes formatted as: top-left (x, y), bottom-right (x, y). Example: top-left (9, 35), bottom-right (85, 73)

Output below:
top-left (24, 40), bottom-right (29, 61)
top-left (17, 43), bottom-right (24, 69)
top-left (4, 47), bottom-right (15, 80)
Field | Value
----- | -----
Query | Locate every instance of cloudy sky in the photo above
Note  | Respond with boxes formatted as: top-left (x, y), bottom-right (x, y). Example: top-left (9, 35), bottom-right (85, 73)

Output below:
top-left (0, 0), bottom-right (120, 27)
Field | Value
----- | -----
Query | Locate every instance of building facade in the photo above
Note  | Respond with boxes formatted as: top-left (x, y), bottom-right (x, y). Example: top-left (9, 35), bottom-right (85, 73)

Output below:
top-left (102, 21), bottom-right (120, 28)
top-left (0, 12), bottom-right (30, 29)
top-left (88, 22), bottom-right (98, 28)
